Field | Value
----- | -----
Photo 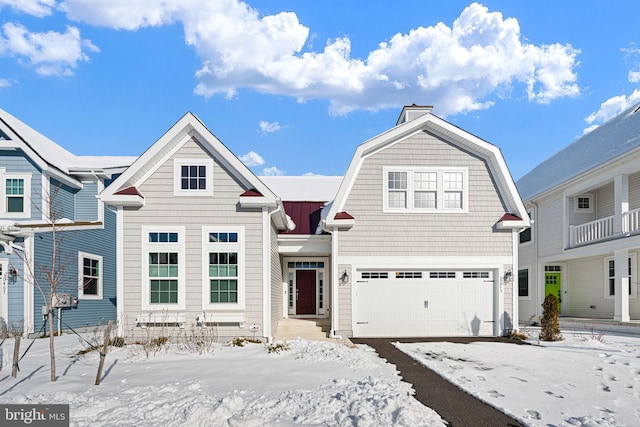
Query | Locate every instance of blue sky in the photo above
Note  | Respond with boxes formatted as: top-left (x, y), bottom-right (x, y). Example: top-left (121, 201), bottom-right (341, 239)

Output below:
top-left (1, 1), bottom-right (639, 181)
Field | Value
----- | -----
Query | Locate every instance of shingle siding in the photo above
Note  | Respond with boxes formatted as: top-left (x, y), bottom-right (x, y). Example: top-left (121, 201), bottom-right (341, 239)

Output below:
top-left (120, 138), bottom-right (265, 341)
top-left (339, 131), bottom-right (511, 256)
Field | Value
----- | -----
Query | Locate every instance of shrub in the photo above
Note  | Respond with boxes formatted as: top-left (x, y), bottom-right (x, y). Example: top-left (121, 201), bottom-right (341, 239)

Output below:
top-left (267, 341), bottom-right (290, 354)
top-left (539, 294), bottom-right (562, 341)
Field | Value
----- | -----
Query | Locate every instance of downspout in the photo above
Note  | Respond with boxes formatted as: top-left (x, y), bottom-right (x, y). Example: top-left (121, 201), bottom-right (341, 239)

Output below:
top-left (511, 227), bottom-right (519, 333)
top-left (532, 200), bottom-right (540, 321)
top-left (322, 223), bottom-right (342, 339)
top-left (110, 205), bottom-right (125, 337)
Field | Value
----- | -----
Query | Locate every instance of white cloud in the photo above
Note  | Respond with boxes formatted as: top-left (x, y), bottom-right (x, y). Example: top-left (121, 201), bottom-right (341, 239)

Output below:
top-left (239, 150), bottom-right (264, 166)
top-left (262, 166), bottom-right (285, 176)
top-left (47, 1), bottom-right (580, 115)
top-left (258, 120), bottom-right (281, 135)
top-left (0, 78), bottom-right (11, 88)
top-left (583, 89), bottom-right (640, 133)
top-left (629, 70), bottom-right (640, 83)
top-left (0, 23), bottom-right (99, 76)
top-left (0, 0), bottom-right (56, 17)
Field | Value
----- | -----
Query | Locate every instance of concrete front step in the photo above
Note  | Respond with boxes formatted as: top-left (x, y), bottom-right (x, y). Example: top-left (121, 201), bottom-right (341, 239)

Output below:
top-left (274, 317), bottom-right (331, 340)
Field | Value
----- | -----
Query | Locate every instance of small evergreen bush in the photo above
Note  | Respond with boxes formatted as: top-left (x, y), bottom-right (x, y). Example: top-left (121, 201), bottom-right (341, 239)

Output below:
top-left (539, 294), bottom-right (562, 341)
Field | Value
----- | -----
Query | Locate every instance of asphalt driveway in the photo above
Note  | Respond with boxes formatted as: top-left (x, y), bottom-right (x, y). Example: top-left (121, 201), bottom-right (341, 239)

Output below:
top-left (351, 337), bottom-right (525, 427)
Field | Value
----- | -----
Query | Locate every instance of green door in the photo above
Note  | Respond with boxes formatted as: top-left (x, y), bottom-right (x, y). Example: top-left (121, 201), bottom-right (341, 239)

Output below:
top-left (544, 272), bottom-right (562, 312)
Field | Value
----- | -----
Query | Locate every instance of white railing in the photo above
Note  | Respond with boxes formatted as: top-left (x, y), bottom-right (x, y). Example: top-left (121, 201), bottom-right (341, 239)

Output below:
top-left (569, 215), bottom-right (614, 246)
top-left (623, 207), bottom-right (640, 234)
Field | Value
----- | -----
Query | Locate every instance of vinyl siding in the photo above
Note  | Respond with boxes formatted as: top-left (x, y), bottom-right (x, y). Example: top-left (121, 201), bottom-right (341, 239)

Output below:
top-left (33, 203), bottom-right (117, 330)
top-left (75, 181), bottom-right (99, 221)
top-left (2, 241), bottom-right (26, 329)
top-left (565, 257), bottom-right (612, 318)
top-left (50, 178), bottom-right (75, 221)
top-left (339, 131), bottom-right (512, 256)
top-left (595, 182), bottom-right (614, 219)
top-left (120, 138), bottom-right (265, 341)
top-left (629, 172), bottom-right (640, 210)
top-left (536, 194), bottom-right (564, 256)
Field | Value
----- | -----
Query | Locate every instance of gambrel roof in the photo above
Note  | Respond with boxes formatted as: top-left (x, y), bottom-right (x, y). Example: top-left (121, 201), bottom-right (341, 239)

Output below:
top-left (323, 107), bottom-right (529, 229)
top-left (517, 103), bottom-right (640, 201)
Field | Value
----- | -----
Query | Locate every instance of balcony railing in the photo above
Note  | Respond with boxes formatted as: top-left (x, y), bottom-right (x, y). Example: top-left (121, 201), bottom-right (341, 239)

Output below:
top-left (569, 216), bottom-right (614, 246)
top-left (569, 207), bottom-right (640, 247)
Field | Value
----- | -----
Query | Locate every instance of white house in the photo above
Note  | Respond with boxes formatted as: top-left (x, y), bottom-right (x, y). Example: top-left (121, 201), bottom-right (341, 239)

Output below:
top-left (517, 103), bottom-right (640, 325)
top-left (101, 106), bottom-right (528, 341)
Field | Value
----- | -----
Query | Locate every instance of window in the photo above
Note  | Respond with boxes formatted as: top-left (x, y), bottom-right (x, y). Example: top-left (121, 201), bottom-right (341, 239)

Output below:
top-left (361, 272), bottom-right (389, 279)
top-left (396, 271), bottom-right (422, 279)
top-left (464, 271), bottom-right (490, 279)
top-left (384, 167), bottom-right (467, 213)
top-left (574, 194), bottom-right (593, 213)
top-left (174, 159), bottom-right (213, 196)
top-left (518, 269), bottom-right (529, 297)
top-left (142, 226), bottom-right (185, 310)
top-left (202, 227), bottom-right (245, 311)
top-left (604, 255), bottom-right (637, 299)
top-left (78, 252), bottom-right (103, 300)
top-left (1, 172), bottom-right (31, 218)
top-left (519, 211), bottom-right (533, 244)
top-left (429, 271), bottom-right (456, 279)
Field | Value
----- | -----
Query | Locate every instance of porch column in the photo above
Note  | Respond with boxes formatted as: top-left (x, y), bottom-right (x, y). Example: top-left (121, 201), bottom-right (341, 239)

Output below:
top-left (613, 174), bottom-right (629, 235)
top-left (613, 249), bottom-right (630, 322)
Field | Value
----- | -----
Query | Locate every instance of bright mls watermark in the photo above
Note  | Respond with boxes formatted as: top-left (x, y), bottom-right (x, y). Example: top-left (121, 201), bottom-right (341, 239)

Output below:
top-left (0, 404), bottom-right (69, 426)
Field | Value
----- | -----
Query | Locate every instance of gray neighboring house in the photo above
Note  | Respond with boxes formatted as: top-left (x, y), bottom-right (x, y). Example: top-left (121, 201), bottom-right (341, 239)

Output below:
top-left (517, 103), bottom-right (640, 324)
top-left (101, 106), bottom-right (528, 341)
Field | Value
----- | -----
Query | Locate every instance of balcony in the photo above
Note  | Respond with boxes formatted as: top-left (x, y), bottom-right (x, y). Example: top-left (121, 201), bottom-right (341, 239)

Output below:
top-left (569, 207), bottom-right (640, 247)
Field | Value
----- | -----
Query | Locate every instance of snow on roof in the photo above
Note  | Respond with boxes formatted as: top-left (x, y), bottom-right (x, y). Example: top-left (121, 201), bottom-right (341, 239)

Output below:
top-left (0, 109), bottom-right (135, 173)
top-left (517, 103), bottom-right (640, 201)
top-left (260, 176), bottom-right (343, 202)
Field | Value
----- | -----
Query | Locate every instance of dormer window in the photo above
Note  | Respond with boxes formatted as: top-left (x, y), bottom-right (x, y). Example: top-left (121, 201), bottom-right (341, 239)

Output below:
top-left (174, 159), bottom-right (213, 196)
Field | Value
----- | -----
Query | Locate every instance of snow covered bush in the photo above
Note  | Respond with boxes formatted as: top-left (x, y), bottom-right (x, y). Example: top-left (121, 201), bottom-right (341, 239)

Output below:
top-left (540, 294), bottom-right (562, 341)
top-left (266, 341), bottom-right (290, 354)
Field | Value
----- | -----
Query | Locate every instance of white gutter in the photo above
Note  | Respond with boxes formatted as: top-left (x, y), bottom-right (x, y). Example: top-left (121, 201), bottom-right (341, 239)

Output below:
top-left (262, 203), bottom-right (285, 343)
top-left (321, 220), bottom-right (342, 339)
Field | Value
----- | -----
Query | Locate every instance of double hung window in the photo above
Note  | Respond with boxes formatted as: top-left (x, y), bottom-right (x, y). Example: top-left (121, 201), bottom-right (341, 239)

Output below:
top-left (383, 167), bottom-right (467, 212)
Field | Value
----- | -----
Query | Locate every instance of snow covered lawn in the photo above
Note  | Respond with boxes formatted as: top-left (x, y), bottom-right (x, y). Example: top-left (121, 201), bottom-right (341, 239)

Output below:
top-left (397, 330), bottom-right (640, 427)
top-left (0, 335), bottom-right (444, 426)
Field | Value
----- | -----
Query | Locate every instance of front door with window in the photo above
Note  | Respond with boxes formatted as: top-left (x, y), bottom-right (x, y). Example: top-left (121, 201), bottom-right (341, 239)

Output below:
top-left (544, 272), bottom-right (562, 312)
top-left (296, 270), bottom-right (316, 315)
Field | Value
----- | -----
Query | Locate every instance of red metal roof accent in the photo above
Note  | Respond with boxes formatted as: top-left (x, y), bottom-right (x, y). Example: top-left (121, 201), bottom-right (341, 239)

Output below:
top-left (499, 213), bottom-right (522, 221)
top-left (115, 186), bottom-right (144, 198)
top-left (281, 201), bottom-right (325, 234)
top-left (334, 212), bottom-right (354, 220)
top-left (241, 188), bottom-right (263, 197)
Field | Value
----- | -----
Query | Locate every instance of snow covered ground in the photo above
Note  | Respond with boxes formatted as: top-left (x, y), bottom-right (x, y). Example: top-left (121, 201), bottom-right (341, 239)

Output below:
top-left (1, 329), bottom-right (639, 426)
top-left (0, 335), bottom-right (444, 426)
top-left (397, 330), bottom-right (640, 427)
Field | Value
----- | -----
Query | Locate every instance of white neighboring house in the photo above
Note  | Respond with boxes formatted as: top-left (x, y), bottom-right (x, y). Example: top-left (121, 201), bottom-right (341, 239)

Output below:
top-left (101, 106), bottom-right (528, 341)
top-left (517, 103), bottom-right (640, 324)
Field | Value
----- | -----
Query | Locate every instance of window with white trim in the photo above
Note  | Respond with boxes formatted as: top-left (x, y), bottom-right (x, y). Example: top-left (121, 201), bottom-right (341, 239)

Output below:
top-left (574, 194), bottom-right (593, 213)
top-left (518, 269), bottom-right (529, 297)
top-left (383, 167), bottom-right (467, 212)
top-left (202, 227), bottom-right (245, 310)
top-left (1, 172), bottom-right (31, 218)
top-left (142, 226), bottom-right (185, 310)
top-left (78, 252), bottom-right (103, 300)
top-left (174, 159), bottom-right (213, 196)
top-left (604, 255), bottom-right (637, 299)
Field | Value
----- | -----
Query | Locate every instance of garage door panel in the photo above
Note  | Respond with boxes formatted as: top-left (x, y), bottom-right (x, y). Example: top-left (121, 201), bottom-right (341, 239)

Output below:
top-left (353, 274), bottom-right (495, 337)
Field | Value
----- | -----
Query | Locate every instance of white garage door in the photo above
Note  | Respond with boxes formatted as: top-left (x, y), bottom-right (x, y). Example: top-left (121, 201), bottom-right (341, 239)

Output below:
top-left (353, 270), bottom-right (495, 337)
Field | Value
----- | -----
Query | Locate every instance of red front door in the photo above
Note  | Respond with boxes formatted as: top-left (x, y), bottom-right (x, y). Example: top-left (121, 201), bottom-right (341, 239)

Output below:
top-left (296, 270), bottom-right (316, 315)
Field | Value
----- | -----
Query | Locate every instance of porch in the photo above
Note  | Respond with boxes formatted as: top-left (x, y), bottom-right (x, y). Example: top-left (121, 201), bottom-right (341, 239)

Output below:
top-left (569, 207), bottom-right (640, 247)
top-left (274, 317), bottom-right (353, 346)
top-left (558, 317), bottom-right (640, 336)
